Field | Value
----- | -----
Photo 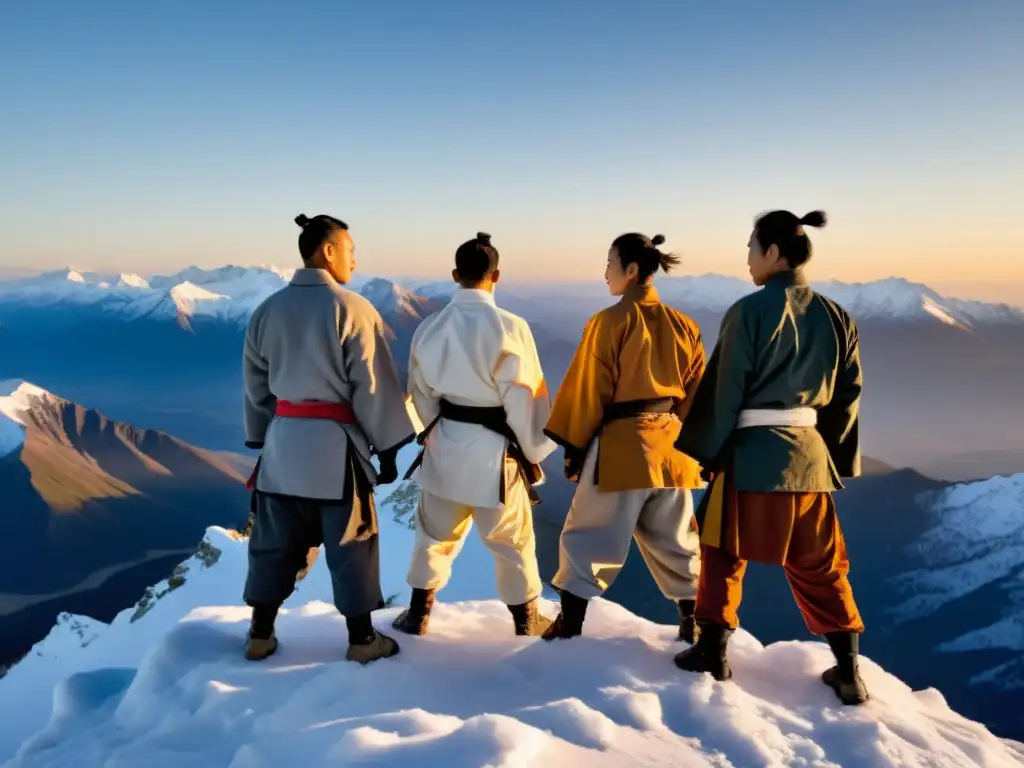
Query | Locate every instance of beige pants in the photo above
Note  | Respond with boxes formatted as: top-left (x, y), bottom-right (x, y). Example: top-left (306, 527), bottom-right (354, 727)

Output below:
top-left (554, 445), bottom-right (701, 601)
top-left (407, 468), bottom-right (542, 606)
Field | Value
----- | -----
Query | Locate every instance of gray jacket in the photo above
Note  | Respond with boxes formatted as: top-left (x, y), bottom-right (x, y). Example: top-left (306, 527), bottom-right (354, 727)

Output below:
top-left (243, 268), bottom-right (415, 499)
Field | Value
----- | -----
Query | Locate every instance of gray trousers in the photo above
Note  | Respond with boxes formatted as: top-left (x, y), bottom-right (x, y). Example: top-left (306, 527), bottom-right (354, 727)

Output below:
top-left (244, 458), bottom-right (384, 617)
top-left (553, 445), bottom-right (701, 601)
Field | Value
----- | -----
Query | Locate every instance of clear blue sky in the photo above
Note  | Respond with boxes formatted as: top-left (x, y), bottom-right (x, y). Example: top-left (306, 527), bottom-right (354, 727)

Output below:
top-left (1, 1), bottom-right (1021, 283)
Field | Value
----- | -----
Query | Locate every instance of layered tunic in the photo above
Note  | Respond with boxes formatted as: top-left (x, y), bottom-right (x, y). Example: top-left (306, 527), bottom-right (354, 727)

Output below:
top-left (545, 283), bottom-right (706, 492)
top-left (243, 268), bottom-right (415, 499)
top-left (407, 288), bottom-right (556, 509)
top-left (674, 269), bottom-right (862, 493)
top-left (675, 269), bottom-right (865, 635)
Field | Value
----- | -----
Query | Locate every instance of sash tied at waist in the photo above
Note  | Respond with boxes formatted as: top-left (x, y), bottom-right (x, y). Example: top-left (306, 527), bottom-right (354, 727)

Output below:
top-left (245, 400), bottom-right (357, 490)
top-left (404, 399), bottom-right (543, 506)
top-left (580, 397), bottom-right (678, 484)
top-left (736, 407), bottom-right (817, 429)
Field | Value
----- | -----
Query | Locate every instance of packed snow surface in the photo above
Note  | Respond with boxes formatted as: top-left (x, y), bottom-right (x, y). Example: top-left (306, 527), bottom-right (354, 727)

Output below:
top-left (2, 523), bottom-right (1022, 767)
top-left (2, 265), bottom-right (1022, 326)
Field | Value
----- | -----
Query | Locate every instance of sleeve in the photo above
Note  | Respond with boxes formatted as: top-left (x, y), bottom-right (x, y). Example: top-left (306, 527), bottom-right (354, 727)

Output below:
top-left (242, 312), bottom-right (275, 448)
top-left (343, 307), bottom-right (416, 454)
top-left (494, 323), bottom-right (557, 465)
top-left (544, 313), bottom-right (616, 456)
top-left (674, 329), bottom-right (707, 423)
top-left (674, 301), bottom-right (755, 468)
top-left (407, 324), bottom-right (440, 432)
top-left (817, 317), bottom-right (862, 478)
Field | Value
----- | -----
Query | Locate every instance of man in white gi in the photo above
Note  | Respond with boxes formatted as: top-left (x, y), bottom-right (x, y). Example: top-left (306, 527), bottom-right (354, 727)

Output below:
top-left (242, 213), bottom-right (415, 663)
top-left (393, 232), bottom-right (556, 636)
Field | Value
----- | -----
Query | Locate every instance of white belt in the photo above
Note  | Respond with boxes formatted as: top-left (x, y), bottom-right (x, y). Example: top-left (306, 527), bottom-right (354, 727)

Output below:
top-left (736, 407), bottom-right (817, 429)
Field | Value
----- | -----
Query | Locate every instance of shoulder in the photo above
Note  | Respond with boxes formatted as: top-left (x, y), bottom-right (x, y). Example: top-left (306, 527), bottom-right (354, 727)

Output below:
top-left (334, 285), bottom-right (385, 326)
top-left (495, 305), bottom-right (531, 335)
top-left (246, 289), bottom-right (282, 332)
top-left (813, 290), bottom-right (858, 334)
top-left (664, 304), bottom-right (702, 342)
top-left (587, 301), bottom-right (629, 331)
top-left (411, 307), bottom-right (444, 344)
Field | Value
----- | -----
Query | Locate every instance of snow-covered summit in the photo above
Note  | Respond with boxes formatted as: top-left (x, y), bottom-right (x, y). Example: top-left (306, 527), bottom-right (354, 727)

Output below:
top-left (0, 380), bottom-right (52, 457)
top-left (891, 472), bottom-right (1024, 684)
top-left (2, 265), bottom-right (1022, 326)
top-left (2, 516), bottom-right (1022, 763)
top-left (656, 273), bottom-right (1024, 325)
top-left (0, 266), bottom-right (422, 325)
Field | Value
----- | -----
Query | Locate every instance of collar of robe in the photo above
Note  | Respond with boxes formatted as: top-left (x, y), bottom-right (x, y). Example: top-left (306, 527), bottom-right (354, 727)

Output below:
top-left (765, 269), bottom-right (809, 289)
top-left (451, 287), bottom-right (497, 305)
top-left (290, 268), bottom-right (337, 287)
top-left (622, 281), bottom-right (661, 305)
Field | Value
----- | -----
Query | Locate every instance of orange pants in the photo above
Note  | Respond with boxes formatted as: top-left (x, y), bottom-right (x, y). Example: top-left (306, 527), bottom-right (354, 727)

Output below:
top-left (695, 490), bottom-right (864, 635)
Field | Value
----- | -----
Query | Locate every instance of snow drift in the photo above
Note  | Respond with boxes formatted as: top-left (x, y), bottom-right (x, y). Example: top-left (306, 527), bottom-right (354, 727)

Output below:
top-left (3, 521), bottom-right (1023, 766)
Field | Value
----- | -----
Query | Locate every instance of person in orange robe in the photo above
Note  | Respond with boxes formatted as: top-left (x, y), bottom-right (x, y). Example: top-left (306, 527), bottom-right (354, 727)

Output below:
top-left (542, 233), bottom-right (706, 642)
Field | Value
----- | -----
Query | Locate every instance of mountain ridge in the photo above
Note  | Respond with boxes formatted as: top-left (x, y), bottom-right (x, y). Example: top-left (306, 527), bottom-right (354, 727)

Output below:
top-left (3, 264), bottom-right (1022, 326)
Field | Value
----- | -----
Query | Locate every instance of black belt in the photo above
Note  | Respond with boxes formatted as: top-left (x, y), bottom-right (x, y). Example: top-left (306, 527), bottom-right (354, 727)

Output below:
top-left (404, 399), bottom-right (543, 505)
top-left (601, 397), bottom-right (675, 425)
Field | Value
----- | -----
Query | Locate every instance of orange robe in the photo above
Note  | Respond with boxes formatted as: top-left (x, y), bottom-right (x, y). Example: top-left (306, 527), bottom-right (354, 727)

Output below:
top-left (545, 283), bottom-right (705, 492)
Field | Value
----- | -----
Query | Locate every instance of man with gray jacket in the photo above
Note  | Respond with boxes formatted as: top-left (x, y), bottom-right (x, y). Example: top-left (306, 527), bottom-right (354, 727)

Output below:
top-left (242, 213), bottom-right (415, 664)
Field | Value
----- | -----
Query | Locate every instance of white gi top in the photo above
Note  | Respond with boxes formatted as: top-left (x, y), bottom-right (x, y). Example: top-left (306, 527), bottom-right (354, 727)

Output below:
top-left (407, 288), bottom-right (556, 508)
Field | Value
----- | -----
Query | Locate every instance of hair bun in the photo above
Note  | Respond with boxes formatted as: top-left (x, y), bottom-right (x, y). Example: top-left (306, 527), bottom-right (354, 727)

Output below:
top-left (650, 234), bottom-right (666, 247)
top-left (798, 210), bottom-right (827, 228)
top-left (476, 232), bottom-right (492, 245)
top-left (294, 214), bottom-right (310, 229)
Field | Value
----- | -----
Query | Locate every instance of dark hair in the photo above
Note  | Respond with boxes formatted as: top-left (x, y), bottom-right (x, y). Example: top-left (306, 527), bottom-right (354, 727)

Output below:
top-left (611, 232), bottom-right (680, 281)
top-left (455, 232), bottom-right (499, 284)
top-left (753, 210), bottom-right (827, 269)
top-left (294, 213), bottom-right (349, 262)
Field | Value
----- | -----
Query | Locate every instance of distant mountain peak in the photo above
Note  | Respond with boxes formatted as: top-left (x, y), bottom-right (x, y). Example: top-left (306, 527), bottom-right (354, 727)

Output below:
top-left (2, 265), bottom-right (1021, 326)
top-left (0, 380), bottom-right (53, 457)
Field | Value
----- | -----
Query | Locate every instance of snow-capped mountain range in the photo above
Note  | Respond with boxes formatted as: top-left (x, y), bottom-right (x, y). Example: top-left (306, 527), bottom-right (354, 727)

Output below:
top-left (2, 265), bottom-right (1022, 326)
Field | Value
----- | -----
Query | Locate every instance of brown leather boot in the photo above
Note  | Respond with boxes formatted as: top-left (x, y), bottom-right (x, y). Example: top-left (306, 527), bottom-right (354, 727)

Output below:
top-left (346, 631), bottom-right (401, 664)
top-left (508, 598), bottom-right (553, 636)
top-left (392, 588), bottom-right (436, 636)
top-left (674, 621), bottom-right (733, 681)
top-left (244, 604), bottom-right (280, 661)
top-left (822, 632), bottom-right (870, 705)
top-left (244, 634), bottom-right (278, 661)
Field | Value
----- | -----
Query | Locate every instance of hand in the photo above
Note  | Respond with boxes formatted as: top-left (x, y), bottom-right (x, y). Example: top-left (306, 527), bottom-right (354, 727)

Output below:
top-left (564, 452), bottom-right (583, 483)
top-left (375, 448), bottom-right (399, 485)
top-left (699, 465), bottom-right (715, 484)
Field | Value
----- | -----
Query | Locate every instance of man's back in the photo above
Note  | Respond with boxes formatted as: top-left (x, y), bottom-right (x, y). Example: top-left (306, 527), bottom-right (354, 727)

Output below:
top-left (407, 289), bottom-right (554, 507)
top-left (244, 268), bottom-right (412, 499)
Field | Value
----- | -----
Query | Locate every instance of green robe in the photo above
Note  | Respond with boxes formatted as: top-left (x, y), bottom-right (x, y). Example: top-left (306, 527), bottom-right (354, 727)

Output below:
top-left (674, 269), bottom-right (862, 492)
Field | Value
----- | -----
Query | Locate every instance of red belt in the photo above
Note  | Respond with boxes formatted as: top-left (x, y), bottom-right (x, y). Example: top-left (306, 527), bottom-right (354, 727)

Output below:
top-left (245, 400), bottom-right (356, 489)
top-left (275, 400), bottom-right (356, 423)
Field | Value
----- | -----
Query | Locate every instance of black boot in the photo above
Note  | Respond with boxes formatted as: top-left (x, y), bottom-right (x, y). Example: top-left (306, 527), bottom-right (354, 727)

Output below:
top-left (542, 591), bottom-right (588, 640)
top-left (392, 588), bottom-right (436, 636)
top-left (677, 599), bottom-right (699, 644)
top-left (508, 598), bottom-right (553, 636)
top-left (673, 621), bottom-right (733, 681)
top-left (822, 632), bottom-right (869, 705)
top-left (244, 603), bottom-right (280, 661)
